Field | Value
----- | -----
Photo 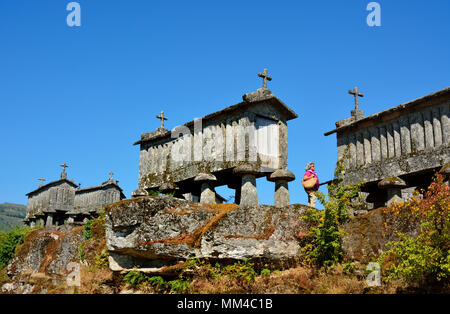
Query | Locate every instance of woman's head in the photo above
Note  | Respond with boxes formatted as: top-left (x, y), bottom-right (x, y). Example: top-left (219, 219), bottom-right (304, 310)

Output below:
top-left (305, 162), bottom-right (315, 171)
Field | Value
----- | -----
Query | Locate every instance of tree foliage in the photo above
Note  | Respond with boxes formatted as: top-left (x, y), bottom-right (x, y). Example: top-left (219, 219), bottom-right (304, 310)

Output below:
top-left (0, 227), bottom-right (32, 268)
top-left (380, 173), bottom-right (450, 286)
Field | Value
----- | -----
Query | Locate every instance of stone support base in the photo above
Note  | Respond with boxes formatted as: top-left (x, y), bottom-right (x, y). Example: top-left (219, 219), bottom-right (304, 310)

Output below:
top-left (274, 180), bottom-right (289, 207)
top-left (268, 169), bottom-right (295, 208)
top-left (387, 189), bottom-right (403, 207)
top-left (200, 182), bottom-right (216, 204)
top-left (45, 214), bottom-right (53, 228)
top-left (240, 174), bottom-right (258, 207)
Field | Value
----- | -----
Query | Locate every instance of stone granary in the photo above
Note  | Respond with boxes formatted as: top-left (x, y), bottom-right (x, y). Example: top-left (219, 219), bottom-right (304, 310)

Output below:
top-left (325, 87), bottom-right (450, 208)
top-left (133, 69), bottom-right (298, 207)
top-left (24, 164), bottom-right (126, 227)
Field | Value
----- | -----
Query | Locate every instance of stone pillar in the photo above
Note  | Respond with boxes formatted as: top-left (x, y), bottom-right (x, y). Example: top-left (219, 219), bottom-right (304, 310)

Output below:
top-left (132, 188), bottom-right (148, 198)
top-left (183, 193), bottom-right (193, 201)
top-left (194, 173), bottom-right (217, 204)
top-left (45, 214), bottom-right (54, 228)
top-left (268, 169), bottom-right (295, 208)
top-left (30, 220), bottom-right (36, 228)
top-left (233, 163), bottom-right (259, 207)
top-left (439, 163), bottom-right (450, 185)
top-left (67, 215), bottom-right (75, 224)
top-left (378, 176), bottom-right (407, 207)
top-left (400, 186), bottom-right (417, 202)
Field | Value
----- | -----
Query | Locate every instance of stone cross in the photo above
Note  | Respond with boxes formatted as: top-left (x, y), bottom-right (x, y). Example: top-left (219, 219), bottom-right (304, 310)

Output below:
top-left (38, 177), bottom-right (46, 187)
top-left (60, 163), bottom-right (69, 172)
top-left (156, 111), bottom-right (168, 129)
top-left (109, 171), bottom-right (114, 180)
top-left (348, 87), bottom-right (364, 111)
top-left (258, 68), bottom-right (272, 89)
top-left (60, 163), bottom-right (69, 179)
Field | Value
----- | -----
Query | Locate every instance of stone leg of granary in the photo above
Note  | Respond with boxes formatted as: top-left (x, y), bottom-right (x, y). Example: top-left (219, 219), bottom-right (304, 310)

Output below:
top-left (30, 220), bottom-right (36, 228)
top-left (67, 215), bottom-right (75, 224)
top-left (233, 163), bottom-right (260, 207)
top-left (386, 189), bottom-right (403, 207)
top-left (378, 176), bottom-right (407, 207)
top-left (132, 188), bottom-right (148, 198)
top-left (268, 169), bottom-right (295, 208)
top-left (274, 180), bottom-right (289, 207)
top-left (200, 182), bottom-right (216, 204)
top-left (400, 186), bottom-right (417, 202)
top-left (240, 174), bottom-right (258, 207)
top-left (194, 173), bottom-right (217, 204)
top-left (45, 214), bottom-right (54, 228)
top-left (183, 192), bottom-right (193, 201)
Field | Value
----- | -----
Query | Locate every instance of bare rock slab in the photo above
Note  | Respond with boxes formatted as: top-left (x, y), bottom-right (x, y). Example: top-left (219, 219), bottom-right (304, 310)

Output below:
top-left (105, 196), bottom-right (311, 272)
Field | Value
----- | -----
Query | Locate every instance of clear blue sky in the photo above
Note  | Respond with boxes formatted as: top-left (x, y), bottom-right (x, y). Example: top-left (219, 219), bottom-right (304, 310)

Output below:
top-left (1, 0), bottom-right (449, 207)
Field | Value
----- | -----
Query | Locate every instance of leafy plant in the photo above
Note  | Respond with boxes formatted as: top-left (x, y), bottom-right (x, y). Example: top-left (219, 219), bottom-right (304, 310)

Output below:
top-left (260, 269), bottom-right (271, 276)
top-left (301, 146), bottom-right (363, 268)
top-left (167, 279), bottom-right (190, 293)
top-left (123, 270), bottom-right (149, 287)
top-left (221, 261), bottom-right (257, 282)
top-left (78, 243), bottom-right (85, 261)
top-left (82, 219), bottom-right (94, 239)
top-left (95, 247), bottom-right (109, 268)
top-left (147, 190), bottom-right (161, 197)
top-left (149, 276), bottom-right (164, 287)
top-left (379, 173), bottom-right (450, 286)
top-left (0, 227), bottom-right (32, 269)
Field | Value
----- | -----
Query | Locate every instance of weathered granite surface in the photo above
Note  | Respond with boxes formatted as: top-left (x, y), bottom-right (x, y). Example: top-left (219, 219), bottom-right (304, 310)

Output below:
top-left (3, 225), bottom-right (85, 294)
top-left (341, 207), bottom-right (420, 263)
top-left (105, 196), bottom-right (312, 272)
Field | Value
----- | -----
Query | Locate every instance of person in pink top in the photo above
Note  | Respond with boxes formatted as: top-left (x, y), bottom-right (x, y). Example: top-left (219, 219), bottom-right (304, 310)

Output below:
top-left (303, 162), bottom-right (319, 207)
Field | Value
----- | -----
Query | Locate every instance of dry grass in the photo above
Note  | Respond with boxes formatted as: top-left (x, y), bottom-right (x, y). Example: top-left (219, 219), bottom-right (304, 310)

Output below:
top-left (78, 265), bottom-right (116, 294)
top-left (179, 264), bottom-right (411, 294)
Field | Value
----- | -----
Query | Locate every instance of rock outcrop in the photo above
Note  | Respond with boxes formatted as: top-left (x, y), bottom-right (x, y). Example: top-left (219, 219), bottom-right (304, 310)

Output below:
top-left (3, 225), bottom-right (85, 294)
top-left (341, 207), bottom-right (420, 263)
top-left (105, 196), bottom-right (312, 273)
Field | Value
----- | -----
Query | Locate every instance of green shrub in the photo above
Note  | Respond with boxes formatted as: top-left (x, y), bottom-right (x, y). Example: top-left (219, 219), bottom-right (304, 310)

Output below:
top-left (221, 261), bottom-right (257, 282)
top-left (380, 174), bottom-right (450, 286)
top-left (260, 269), bottom-right (271, 276)
top-left (78, 243), bottom-right (85, 261)
top-left (301, 147), bottom-right (363, 268)
top-left (123, 270), bottom-right (149, 287)
top-left (149, 276), bottom-right (164, 286)
top-left (95, 247), bottom-right (109, 268)
top-left (82, 219), bottom-right (94, 239)
top-left (0, 227), bottom-right (32, 268)
top-left (167, 279), bottom-right (190, 293)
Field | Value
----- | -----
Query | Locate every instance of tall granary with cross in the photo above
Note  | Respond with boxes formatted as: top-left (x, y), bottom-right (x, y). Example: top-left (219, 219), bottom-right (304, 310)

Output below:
top-left (325, 86), bottom-right (450, 210)
top-left (24, 164), bottom-right (126, 227)
top-left (133, 69), bottom-right (298, 207)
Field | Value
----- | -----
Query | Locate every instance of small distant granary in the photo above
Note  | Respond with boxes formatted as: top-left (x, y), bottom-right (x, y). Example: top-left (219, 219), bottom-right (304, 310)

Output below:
top-left (133, 69), bottom-right (298, 207)
top-left (24, 164), bottom-right (125, 227)
top-left (325, 87), bottom-right (450, 208)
